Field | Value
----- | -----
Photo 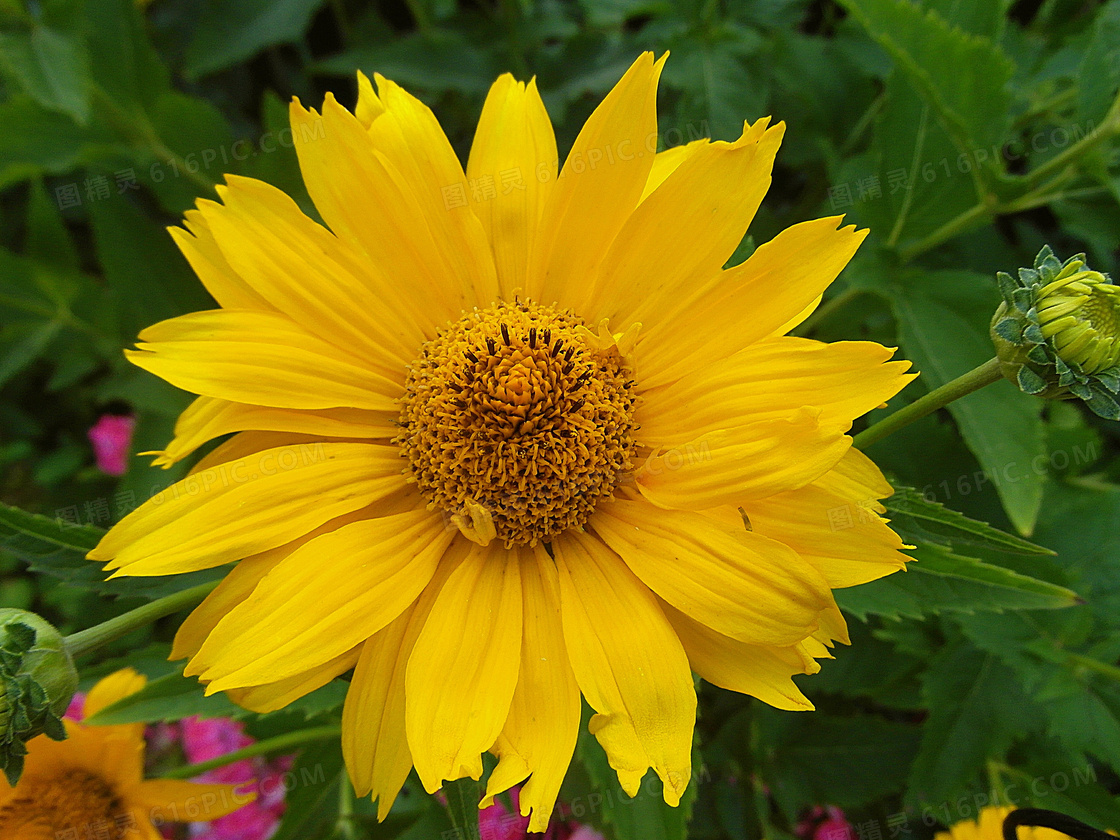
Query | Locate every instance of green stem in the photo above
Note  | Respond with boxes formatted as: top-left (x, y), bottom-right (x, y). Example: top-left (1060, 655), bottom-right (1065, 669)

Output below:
top-left (63, 582), bottom-right (217, 659)
top-left (1021, 92), bottom-right (1120, 189)
top-left (897, 202), bottom-right (991, 263)
top-left (853, 358), bottom-right (1003, 450)
top-left (402, 0), bottom-right (432, 33)
top-left (896, 89), bottom-right (1120, 262)
top-left (335, 772), bottom-right (359, 839)
top-left (1064, 651), bottom-right (1120, 684)
top-left (88, 85), bottom-right (219, 195)
top-left (987, 760), bottom-right (1012, 806)
top-left (161, 726), bottom-right (342, 780)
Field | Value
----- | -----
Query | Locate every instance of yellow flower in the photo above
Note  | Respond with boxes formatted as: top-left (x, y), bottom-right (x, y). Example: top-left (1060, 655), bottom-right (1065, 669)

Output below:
top-left (88, 52), bottom-right (914, 830)
top-left (937, 807), bottom-right (1077, 840)
top-left (0, 668), bottom-right (250, 837)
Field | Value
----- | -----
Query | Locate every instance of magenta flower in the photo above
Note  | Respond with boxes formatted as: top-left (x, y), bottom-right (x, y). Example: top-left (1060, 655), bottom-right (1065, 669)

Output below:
top-left (88, 413), bottom-right (135, 476)
top-left (797, 805), bottom-right (854, 840)
top-left (181, 716), bottom-right (291, 840)
top-left (479, 786), bottom-right (605, 840)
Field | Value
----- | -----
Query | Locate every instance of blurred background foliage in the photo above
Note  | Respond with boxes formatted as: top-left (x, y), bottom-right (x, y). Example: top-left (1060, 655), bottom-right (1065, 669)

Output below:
top-left (2, 0), bottom-right (1120, 838)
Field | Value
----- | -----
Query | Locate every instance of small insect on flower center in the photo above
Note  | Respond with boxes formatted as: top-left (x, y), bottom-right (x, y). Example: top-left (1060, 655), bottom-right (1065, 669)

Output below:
top-left (0, 768), bottom-right (124, 835)
top-left (396, 299), bottom-right (637, 547)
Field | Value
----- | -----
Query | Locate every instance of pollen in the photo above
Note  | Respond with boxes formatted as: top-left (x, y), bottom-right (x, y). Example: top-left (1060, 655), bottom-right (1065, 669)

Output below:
top-left (0, 768), bottom-right (123, 836)
top-left (396, 299), bottom-right (637, 547)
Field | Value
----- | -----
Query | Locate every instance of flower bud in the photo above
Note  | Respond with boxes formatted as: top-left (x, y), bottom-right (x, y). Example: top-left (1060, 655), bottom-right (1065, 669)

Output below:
top-left (990, 246), bottom-right (1120, 420)
top-left (0, 609), bottom-right (79, 785)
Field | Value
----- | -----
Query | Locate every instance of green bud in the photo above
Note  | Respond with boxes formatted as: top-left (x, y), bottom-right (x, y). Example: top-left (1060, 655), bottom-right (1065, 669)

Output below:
top-left (990, 246), bottom-right (1120, 420)
top-left (0, 609), bottom-right (79, 786)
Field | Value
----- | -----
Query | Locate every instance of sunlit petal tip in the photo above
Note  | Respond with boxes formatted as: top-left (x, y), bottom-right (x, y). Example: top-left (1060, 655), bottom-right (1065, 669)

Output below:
top-left (355, 70), bottom-right (384, 128)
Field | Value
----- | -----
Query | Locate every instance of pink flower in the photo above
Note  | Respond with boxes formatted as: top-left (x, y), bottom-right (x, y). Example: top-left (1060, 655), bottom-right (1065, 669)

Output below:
top-left (88, 413), bottom-right (135, 476)
top-left (797, 806), bottom-right (854, 840)
top-left (478, 787), bottom-right (604, 840)
top-left (180, 716), bottom-right (291, 840)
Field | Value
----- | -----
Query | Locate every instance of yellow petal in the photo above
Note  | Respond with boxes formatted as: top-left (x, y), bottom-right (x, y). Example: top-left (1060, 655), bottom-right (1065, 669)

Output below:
top-left (344, 539), bottom-right (471, 817)
top-left (129, 779), bottom-right (254, 823)
top-left (405, 544), bottom-right (523, 793)
top-left (661, 600), bottom-right (817, 711)
top-left (636, 410), bottom-right (851, 509)
top-left (467, 74), bottom-right (557, 296)
top-left (90, 442), bottom-right (408, 575)
top-left (289, 95), bottom-right (479, 325)
top-left (637, 337), bottom-right (915, 444)
top-left (482, 545), bottom-right (580, 832)
top-left (173, 556), bottom-right (280, 662)
top-left (584, 119), bottom-right (784, 327)
top-left (127, 309), bottom-right (400, 412)
top-left (367, 74), bottom-right (500, 307)
top-left (591, 500), bottom-right (833, 646)
top-left (83, 667), bottom-right (147, 718)
top-left (344, 609), bottom-right (414, 815)
top-left (744, 449), bottom-right (909, 588)
top-left (639, 138), bottom-right (707, 202)
top-left (172, 499), bottom-right (398, 662)
top-left (637, 217), bottom-right (868, 389)
top-left (153, 396), bottom-right (396, 468)
top-left (170, 210), bottom-right (272, 311)
top-left (22, 720), bottom-right (144, 792)
top-left (195, 508), bottom-right (455, 690)
top-left (199, 175), bottom-right (424, 370)
top-left (552, 530), bottom-right (694, 806)
top-left (355, 70), bottom-right (384, 128)
top-left (528, 52), bottom-right (667, 308)
top-left (227, 645), bottom-right (360, 713)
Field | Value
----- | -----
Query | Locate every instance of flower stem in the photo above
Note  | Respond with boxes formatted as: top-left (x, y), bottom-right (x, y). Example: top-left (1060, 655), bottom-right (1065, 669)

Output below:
top-left (161, 726), bottom-right (342, 780)
top-left (853, 358), bottom-right (1003, 450)
top-left (63, 582), bottom-right (218, 659)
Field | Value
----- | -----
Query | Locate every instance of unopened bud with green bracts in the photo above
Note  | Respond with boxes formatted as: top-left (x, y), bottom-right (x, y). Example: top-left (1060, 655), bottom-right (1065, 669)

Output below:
top-left (990, 246), bottom-right (1120, 420)
top-left (0, 609), bottom-right (79, 785)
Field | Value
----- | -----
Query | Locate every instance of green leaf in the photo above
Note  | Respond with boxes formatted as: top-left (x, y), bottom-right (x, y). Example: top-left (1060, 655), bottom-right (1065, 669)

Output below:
top-left (907, 640), bottom-right (1044, 807)
top-left (444, 777), bottom-right (483, 840)
top-left (958, 611), bottom-right (1120, 778)
top-left (861, 74), bottom-right (982, 250)
top-left (138, 90), bottom-right (233, 212)
top-left (0, 26), bottom-right (91, 124)
top-left (184, 0), bottom-right (327, 80)
top-left (662, 27), bottom-right (767, 141)
top-left (314, 31), bottom-right (499, 96)
top-left (0, 501), bottom-right (223, 601)
top-left (87, 661), bottom-right (349, 726)
top-left (85, 665), bottom-right (242, 724)
top-left (884, 486), bottom-right (1056, 555)
top-left (268, 740), bottom-right (346, 840)
top-left (84, 0), bottom-right (168, 111)
top-left (88, 189), bottom-right (213, 342)
top-left (836, 544), bottom-right (1079, 621)
top-left (25, 179), bottom-right (80, 273)
top-left (837, 0), bottom-right (1013, 163)
top-left (1078, 0), bottom-right (1120, 127)
top-left (0, 96), bottom-right (119, 189)
top-left (754, 711), bottom-right (921, 819)
top-left (889, 270), bottom-right (1047, 535)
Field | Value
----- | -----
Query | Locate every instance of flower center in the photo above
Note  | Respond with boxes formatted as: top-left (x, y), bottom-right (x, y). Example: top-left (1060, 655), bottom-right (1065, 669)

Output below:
top-left (397, 300), bottom-right (637, 547)
top-left (0, 768), bottom-right (125, 836)
top-left (1037, 269), bottom-right (1120, 373)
